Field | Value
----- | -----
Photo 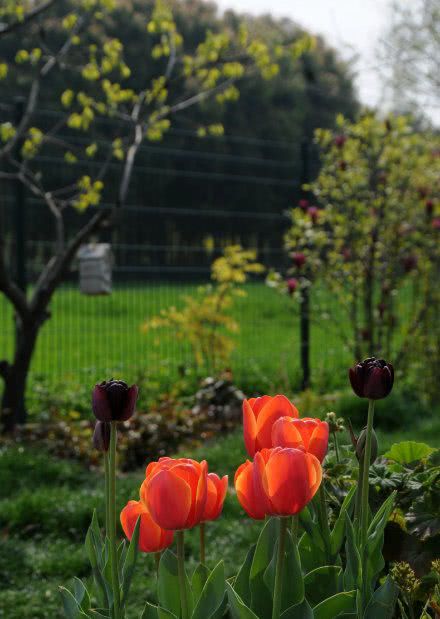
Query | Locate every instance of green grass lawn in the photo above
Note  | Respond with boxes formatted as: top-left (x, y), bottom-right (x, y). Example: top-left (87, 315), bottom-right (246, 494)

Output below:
top-left (1, 417), bottom-right (439, 619)
top-left (0, 281), bottom-right (415, 408)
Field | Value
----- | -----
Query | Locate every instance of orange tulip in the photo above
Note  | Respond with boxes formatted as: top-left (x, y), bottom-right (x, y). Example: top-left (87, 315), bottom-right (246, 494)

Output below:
top-left (243, 395), bottom-right (299, 457)
top-left (271, 417), bottom-right (329, 463)
top-left (141, 457), bottom-right (208, 531)
top-left (120, 500), bottom-right (174, 553)
top-left (235, 447), bottom-right (322, 518)
top-left (202, 473), bottom-right (228, 522)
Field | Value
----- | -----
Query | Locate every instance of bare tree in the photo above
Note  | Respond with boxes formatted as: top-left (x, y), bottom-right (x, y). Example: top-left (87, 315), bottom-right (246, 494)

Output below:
top-left (378, 0), bottom-right (440, 122)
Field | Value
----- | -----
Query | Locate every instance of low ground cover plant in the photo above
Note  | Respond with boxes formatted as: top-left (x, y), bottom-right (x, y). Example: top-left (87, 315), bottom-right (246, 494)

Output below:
top-left (59, 359), bottom-right (440, 618)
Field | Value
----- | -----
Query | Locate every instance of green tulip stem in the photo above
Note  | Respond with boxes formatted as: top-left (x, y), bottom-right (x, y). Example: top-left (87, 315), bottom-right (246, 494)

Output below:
top-left (104, 451), bottom-right (110, 537)
top-left (272, 517), bottom-right (288, 619)
top-left (154, 552), bottom-right (161, 576)
top-left (291, 514), bottom-right (299, 542)
top-left (177, 531), bottom-right (189, 619)
top-left (318, 482), bottom-right (332, 563)
top-left (199, 523), bottom-right (206, 565)
top-left (354, 456), bottom-right (365, 527)
top-left (109, 422), bottom-right (121, 619)
top-left (360, 399), bottom-right (375, 609)
top-left (360, 399), bottom-right (375, 548)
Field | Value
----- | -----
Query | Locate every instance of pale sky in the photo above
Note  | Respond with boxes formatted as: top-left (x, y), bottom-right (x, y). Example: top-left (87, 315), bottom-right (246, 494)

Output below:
top-left (215, 0), bottom-right (393, 110)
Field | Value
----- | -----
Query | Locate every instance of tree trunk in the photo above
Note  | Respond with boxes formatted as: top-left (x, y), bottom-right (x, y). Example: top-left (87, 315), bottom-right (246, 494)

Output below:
top-left (1, 320), bottom-right (39, 432)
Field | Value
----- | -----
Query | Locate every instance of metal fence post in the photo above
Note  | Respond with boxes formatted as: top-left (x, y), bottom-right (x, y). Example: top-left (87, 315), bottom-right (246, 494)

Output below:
top-left (300, 139), bottom-right (310, 390)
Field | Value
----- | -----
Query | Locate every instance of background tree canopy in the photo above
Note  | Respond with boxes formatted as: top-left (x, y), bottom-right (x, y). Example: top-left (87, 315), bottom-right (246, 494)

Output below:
top-left (0, 0), bottom-right (359, 256)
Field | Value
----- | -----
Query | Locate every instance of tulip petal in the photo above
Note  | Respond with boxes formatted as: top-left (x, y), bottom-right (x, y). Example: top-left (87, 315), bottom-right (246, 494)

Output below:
top-left (305, 453), bottom-right (322, 500)
top-left (120, 500), bottom-right (174, 553)
top-left (92, 384), bottom-right (112, 421)
top-left (264, 448), bottom-right (311, 516)
top-left (271, 417), bottom-right (303, 449)
top-left (203, 473), bottom-right (228, 521)
top-left (146, 469), bottom-right (192, 530)
top-left (235, 460), bottom-right (265, 520)
top-left (308, 422), bottom-right (329, 463)
top-left (243, 399), bottom-right (257, 457)
top-left (255, 395), bottom-right (299, 451)
top-left (248, 395), bottom-right (272, 418)
top-left (120, 384), bottom-right (139, 421)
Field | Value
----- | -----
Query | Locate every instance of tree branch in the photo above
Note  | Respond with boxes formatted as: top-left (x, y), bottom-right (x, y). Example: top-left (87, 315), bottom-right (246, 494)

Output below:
top-left (0, 242), bottom-right (30, 320)
top-left (0, 0), bottom-right (59, 37)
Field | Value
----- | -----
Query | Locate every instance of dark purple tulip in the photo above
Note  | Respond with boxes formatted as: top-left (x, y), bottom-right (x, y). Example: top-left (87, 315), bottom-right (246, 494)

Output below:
top-left (92, 379), bottom-right (138, 422)
top-left (286, 277), bottom-right (298, 295)
top-left (93, 421), bottom-right (111, 452)
top-left (349, 357), bottom-right (394, 400)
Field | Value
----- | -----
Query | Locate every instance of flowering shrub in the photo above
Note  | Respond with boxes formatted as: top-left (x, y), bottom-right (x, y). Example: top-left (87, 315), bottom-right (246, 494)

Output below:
top-left (60, 357), bottom-right (440, 618)
top-left (143, 245), bottom-right (264, 375)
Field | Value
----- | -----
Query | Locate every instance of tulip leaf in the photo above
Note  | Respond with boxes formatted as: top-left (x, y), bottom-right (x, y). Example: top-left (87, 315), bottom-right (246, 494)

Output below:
top-left (343, 516), bottom-right (361, 591)
top-left (384, 441), bottom-right (436, 465)
top-left (226, 582), bottom-right (259, 619)
top-left (121, 516), bottom-right (141, 608)
top-left (85, 520), bottom-right (111, 608)
top-left (330, 486), bottom-right (357, 557)
top-left (365, 493), bottom-right (396, 589)
top-left (264, 531), bottom-right (304, 612)
top-left (140, 602), bottom-right (178, 619)
top-left (233, 544), bottom-right (255, 606)
top-left (304, 566), bottom-right (343, 607)
top-left (192, 563), bottom-right (211, 606)
top-left (59, 586), bottom-right (88, 618)
top-left (313, 590), bottom-right (357, 619)
top-left (363, 577), bottom-right (399, 619)
top-left (191, 560), bottom-right (225, 619)
top-left (249, 517), bottom-right (278, 618)
top-left (280, 598), bottom-right (314, 619)
top-left (298, 531), bottom-right (327, 574)
top-left (299, 506), bottom-right (325, 551)
top-left (158, 550), bottom-right (181, 618)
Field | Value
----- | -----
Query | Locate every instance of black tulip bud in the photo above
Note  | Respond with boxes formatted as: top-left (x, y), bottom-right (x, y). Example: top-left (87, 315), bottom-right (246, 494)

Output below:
top-left (355, 426), bottom-right (378, 464)
top-left (349, 357), bottom-right (394, 400)
top-left (93, 421), bottom-right (111, 452)
top-left (92, 379), bottom-right (139, 422)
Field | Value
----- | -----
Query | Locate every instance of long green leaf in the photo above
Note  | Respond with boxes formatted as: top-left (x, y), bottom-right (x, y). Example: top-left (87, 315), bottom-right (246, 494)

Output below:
top-left (313, 590), bottom-right (357, 619)
top-left (192, 563), bottom-right (211, 607)
top-left (304, 566), bottom-right (342, 607)
top-left (249, 518), bottom-right (278, 618)
top-left (280, 598), bottom-right (314, 619)
top-left (121, 516), bottom-right (141, 608)
top-left (343, 517), bottom-right (361, 592)
top-left (226, 582), bottom-right (260, 619)
top-left (158, 550), bottom-right (181, 618)
top-left (233, 544), bottom-right (256, 606)
top-left (191, 560), bottom-right (225, 619)
top-left (330, 487), bottom-right (357, 557)
top-left (363, 577), bottom-right (399, 619)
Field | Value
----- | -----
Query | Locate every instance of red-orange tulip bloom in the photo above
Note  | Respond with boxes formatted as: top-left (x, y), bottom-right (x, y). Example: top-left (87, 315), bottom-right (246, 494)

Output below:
top-left (141, 457), bottom-right (208, 531)
top-left (235, 447), bottom-right (321, 518)
top-left (120, 500), bottom-right (173, 553)
top-left (201, 473), bottom-right (228, 522)
top-left (271, 417), bottom-right (329, 463)
top-left (243, 395), bottom-right (299, 457)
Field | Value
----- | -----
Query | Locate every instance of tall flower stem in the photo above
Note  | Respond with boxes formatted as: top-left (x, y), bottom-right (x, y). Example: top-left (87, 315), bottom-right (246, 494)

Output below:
top-left (104, 451), bottom-right (110, 536)
top-left (109, 422), bottom-right (121, 619)
top-left (272, 517), bottom-right (288, 619)
top-left (154, 552), bottom-right (161, 576)
top-left (177, 531), bottom-right (189, 619)
top-left (360, 400), bottom-right (375, 548)
top-left (317, 483), bottom-right (332, 563)
top-left (291, 514), bottom-right (299, 542)
top-left (354, 457), bottom-right (365, 527)
top-left (199, 523), bottom-right (206, 564)
top-left (360, 399), bottom-right (375, 609)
